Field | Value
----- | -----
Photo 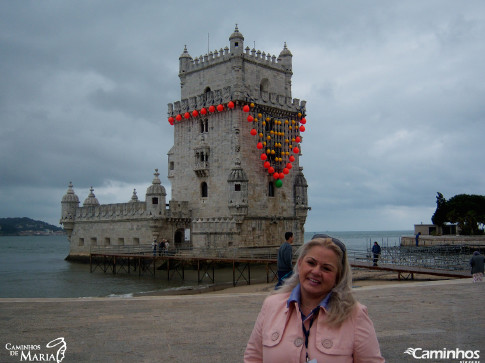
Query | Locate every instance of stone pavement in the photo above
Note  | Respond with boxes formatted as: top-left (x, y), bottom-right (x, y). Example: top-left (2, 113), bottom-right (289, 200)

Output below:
top-left (0, 279), bottom-right (483, 362)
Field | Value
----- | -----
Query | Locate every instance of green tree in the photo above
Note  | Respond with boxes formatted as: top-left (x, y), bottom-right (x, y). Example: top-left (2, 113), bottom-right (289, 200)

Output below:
top-left (431, 192), bottom-right (447, 227)
top-left (445, 194), bottom-right (485, 235)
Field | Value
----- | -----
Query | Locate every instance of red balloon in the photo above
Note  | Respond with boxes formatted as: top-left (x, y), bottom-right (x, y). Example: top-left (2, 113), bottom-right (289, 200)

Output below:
top-left (247, 115), bottom-right (254, 122)
top-left (250, 129), bottom-right (257, 136)
top-left (273, 173), bottom-right (280, 179)
top-left (300, 117), bottom-right (307, 124)
top-left (263, 161), bottom-right (270, 168)
top-left (257, 142), bottom-right (263, 149)
top-left (217, 104), bottom-right (224, 112)
top-left (184, 112), bottom-right (190, 119)
top-left (268, 167), bottom-right (275, 174)
top-left (200, 108), bottom-right (207, 115)
top-left (228, 101), bottom-right (235, 109)
top-left (293, 147), bottom-right (300, 154)
top-left (176, 114), bottom-right (182, 121)
top-left (300, 125), bottom-right (305, 132)
top-left (289, 155), bottom-right (295, 162)
top-left (261, 153), bottom-right (267, 161)
top-left (243, 105), bottom-right (250, 112)
top-left (208, 105), bottom-right (216, 113)
top-left (283, 168), bottom-right (289, 174)
top-left (295, 136), bottom-right (301, 143)
top-left (286, 163), bottom-right (292, 169)
top-left (192, 110), bottom-right (199, 117)
top-left (279, 173), bottom-right (285, 179)
top-left (168, 116), bottom-right (174, 123)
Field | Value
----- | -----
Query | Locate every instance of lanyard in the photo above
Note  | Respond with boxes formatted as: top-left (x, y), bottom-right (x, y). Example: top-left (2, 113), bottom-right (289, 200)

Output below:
top-left (301, 307), bottom-right (319, 362)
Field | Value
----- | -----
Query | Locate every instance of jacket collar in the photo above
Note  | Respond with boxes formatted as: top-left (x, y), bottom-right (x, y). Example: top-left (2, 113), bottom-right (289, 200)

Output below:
top-left (286, 283), bottom-right (332, 312)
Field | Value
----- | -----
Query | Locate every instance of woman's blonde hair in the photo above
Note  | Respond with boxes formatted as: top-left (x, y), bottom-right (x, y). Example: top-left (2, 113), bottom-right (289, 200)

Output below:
top-left (275, 237), bottom-right (356, 327)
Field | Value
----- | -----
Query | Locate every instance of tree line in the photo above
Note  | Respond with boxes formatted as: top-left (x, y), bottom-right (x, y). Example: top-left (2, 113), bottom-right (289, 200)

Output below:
top-left (432, 193), bottom-right (485, 235)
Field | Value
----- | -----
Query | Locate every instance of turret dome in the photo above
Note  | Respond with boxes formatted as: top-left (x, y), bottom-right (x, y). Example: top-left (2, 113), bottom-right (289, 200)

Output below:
top-left (62, 182), bottom-right (80, 203)
top-left (146, 169), bottom-right (166, 196)
top-left (279, 42), bottom-right (292, 57)
top-left (229, 25), bottom-right (244, 41)
top-left (83, 187), bottom-right (99, 206)
top-left (227, 160), bottom-right (248, 182)
top-left (130, 189), bottom-right (139, 202)
top-left (179, 45), bottom-right (192, 60)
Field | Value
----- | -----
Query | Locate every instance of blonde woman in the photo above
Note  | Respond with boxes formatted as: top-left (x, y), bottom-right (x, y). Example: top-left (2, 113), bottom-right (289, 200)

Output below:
top-left (244, 235), bottom-right (384, 363)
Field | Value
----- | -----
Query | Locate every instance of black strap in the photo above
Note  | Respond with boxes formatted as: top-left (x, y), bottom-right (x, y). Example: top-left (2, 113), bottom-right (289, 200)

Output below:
top-left (301, 307), bottom-right (319, 362)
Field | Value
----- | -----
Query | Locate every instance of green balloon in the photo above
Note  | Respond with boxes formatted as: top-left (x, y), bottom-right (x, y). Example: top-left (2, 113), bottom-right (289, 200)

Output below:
top-left (275, 179), bottom-right (283, 188)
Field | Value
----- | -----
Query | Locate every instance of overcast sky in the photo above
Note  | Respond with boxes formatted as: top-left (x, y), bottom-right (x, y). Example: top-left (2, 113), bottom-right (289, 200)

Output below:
top-left (1, 1), bottom-right (484, 232)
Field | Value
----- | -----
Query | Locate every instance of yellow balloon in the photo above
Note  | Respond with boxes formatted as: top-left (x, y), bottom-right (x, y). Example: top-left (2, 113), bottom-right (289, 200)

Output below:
top-left (258, 113), bottom-right (262, 118)
top-left (250, 102), bottom-right (255, 108)
top-left (259, 133), bottom-right (263, 137)
top-left (262, 121), bottom-right (266, 126)
top-left (298, 112), bottom-right (302, 117)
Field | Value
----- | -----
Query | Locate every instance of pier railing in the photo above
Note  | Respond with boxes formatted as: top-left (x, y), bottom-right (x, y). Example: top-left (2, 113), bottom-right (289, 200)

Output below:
top-left (90, 244), bottom-right (470, 272)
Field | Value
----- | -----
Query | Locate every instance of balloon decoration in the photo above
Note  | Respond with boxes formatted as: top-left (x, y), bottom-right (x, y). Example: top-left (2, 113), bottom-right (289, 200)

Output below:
top-left (167, 100), bottom-right (307, 187)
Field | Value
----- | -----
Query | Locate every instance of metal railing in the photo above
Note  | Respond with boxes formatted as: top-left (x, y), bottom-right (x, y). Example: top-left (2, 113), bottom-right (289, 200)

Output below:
top-left (89, 244), bottom-right (471, 271)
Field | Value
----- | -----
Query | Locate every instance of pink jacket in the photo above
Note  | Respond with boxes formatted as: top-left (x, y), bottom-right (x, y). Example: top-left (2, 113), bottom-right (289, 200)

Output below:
top-left (244, 293), bottom-right (385, 363)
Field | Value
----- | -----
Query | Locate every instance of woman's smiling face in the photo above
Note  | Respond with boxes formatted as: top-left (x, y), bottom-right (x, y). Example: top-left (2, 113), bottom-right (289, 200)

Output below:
top-left (298, 245), bottom-right (339, 303)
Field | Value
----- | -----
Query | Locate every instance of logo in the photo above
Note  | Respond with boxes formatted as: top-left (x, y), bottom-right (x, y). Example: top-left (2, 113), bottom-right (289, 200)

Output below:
top-left (4, 337), bottom-right (67, 362)
top-left (404, 347), bottom-right (480, 362)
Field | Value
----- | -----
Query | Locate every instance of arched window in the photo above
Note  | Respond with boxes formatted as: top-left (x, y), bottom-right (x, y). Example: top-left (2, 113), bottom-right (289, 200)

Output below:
top-left (268, 181), bottom-right (274, 197)
top-left (201, 182), bottom-right (208, 198)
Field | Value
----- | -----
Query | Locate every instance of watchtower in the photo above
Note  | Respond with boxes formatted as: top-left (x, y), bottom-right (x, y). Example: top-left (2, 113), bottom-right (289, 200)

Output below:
top-left (167, 26), bottom-right (309, 248)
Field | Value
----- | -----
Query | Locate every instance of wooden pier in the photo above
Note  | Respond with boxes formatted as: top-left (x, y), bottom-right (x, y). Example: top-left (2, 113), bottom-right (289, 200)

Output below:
top-left (89, 245), bottom-right (470, 286)
top-left (89, 251), bottom-right (279, 287)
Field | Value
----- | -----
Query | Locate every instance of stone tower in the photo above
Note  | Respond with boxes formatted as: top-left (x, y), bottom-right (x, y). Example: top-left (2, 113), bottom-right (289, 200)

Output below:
top-left (167, 26), bottom-right (309, 248)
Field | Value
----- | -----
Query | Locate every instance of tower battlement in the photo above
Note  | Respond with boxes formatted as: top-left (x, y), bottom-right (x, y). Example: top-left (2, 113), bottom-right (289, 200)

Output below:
top-left (168, 87), bottom-right (306, 116)
top-left (179, 45), bottom-right (292, 74)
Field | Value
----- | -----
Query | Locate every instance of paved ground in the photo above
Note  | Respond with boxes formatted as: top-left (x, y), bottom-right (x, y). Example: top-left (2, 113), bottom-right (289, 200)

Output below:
top-left (0, 279), bottom-right (483, 362)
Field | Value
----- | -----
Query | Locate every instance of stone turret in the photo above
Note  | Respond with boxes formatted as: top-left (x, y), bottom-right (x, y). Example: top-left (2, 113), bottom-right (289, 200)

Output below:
top-left (227, 159), bottom-right (249, 219)
top-left (130, 189), bottom-right (138, 202)
top-left (83, 187), bottom-right (99, 206)
top-left (179, 45), bottom-right (192, 74)
top-left (294, 167), bottom-right (309, 223)
top-left (229, 24), bottom-right (244, 55)
top-left (60, 182), bottom-right (79, 238)
top-left (145, 169), bottom-right (166, 217)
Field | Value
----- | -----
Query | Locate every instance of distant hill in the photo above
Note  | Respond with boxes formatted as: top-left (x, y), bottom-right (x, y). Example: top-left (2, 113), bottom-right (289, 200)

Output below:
top-left (0, 217), bottom-right (64, 236)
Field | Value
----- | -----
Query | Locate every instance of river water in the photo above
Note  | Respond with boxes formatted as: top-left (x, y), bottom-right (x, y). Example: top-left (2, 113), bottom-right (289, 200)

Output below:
top-left (0, 231), bottom-right (411, 298)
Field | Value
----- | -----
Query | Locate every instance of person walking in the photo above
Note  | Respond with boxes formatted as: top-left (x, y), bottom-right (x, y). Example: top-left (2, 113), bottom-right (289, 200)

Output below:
top-left (152, 239), bottom-right (157, 256)
top-left (276, 232), bottom-right (294, 289)
top-left (372, 241), bottom-right (381, 266)
top-left (470, 251), bottom-right (485, 283)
